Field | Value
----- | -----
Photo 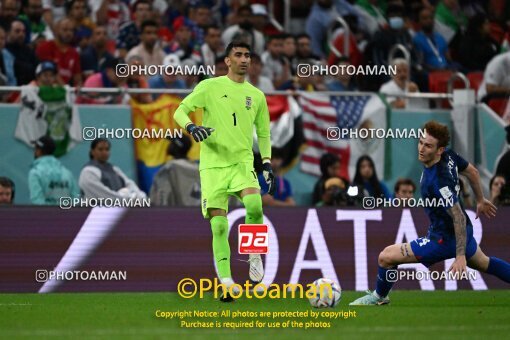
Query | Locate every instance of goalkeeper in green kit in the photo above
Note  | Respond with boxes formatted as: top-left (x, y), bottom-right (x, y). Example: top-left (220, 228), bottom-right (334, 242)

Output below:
top-left (173, 41), bottom-right (275, 302)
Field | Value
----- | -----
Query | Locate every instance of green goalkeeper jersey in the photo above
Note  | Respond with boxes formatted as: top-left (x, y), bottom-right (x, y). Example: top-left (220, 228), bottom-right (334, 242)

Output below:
top-left (174, 75), bottom-right (271, 170)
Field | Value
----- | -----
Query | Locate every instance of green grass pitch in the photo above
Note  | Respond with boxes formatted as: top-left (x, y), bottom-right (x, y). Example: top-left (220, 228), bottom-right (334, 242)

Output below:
top-left (1, 291), bottom-right (509, 339)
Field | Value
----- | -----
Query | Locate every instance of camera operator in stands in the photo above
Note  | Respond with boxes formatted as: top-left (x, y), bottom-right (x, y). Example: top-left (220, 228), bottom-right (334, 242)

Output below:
top-left (316, 177), bottom-right (354, 207)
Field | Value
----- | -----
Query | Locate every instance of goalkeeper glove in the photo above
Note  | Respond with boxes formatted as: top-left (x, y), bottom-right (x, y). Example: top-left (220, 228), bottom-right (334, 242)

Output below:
top-left (186, 123), bottom-right (214, 142)
top-left (262, 161), bottom-right (275, 196)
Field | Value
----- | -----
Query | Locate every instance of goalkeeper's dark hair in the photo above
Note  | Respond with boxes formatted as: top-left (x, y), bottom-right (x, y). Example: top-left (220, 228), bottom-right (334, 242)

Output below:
top-left (89, 138), bottom-right (111, 160)
top-left (225, 41), bottom-right (251, 57)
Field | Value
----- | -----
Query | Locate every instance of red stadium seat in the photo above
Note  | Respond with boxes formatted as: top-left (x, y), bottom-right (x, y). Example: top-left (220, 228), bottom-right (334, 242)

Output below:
top-left (467, 72), bottom-right (484, 93)
top-left (428, 70), bottom-right (453, 93)
top-left (487, 98), bottom-right (508, 117)
top-left (428, 70), bottom-right (469, 108)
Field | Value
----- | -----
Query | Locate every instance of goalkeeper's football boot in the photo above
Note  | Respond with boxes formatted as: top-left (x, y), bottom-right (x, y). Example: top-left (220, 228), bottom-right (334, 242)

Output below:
top-left (219, 278), bottom-right (237, 303)
top-left (220, 291), bottom-right (234, 302)
top-left (248, 254), bottom-right (264, 283)
top-left (349, 290), bottom-right (390, 306)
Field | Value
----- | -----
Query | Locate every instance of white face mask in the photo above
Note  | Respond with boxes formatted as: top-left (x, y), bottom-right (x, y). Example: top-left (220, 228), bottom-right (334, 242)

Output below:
top-left (389, 16), bottom-right (404, 30)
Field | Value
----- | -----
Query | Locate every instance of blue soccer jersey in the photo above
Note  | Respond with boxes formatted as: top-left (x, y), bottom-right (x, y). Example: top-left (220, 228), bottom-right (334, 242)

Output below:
top-left (411, 149), bottom-right (478, 266)
top-left (419, 149), bottom-right (472, 238)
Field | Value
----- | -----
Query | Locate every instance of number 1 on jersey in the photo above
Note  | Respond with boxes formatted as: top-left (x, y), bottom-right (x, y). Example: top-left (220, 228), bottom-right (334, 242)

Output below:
top-left (232, 112), bottom-right (237, 126)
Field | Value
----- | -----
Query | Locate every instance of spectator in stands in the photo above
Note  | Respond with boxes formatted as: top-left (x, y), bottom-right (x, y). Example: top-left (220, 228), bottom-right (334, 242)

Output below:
top-left (187, 3), bottom-right (212, 46)
top-left (66, 0), bottom-right (95, 36)
top-left (354, 0), bottom-right (387, 37)
top-left (79, 138), bottom-right (146, 200)
top-left (248, 53), bottom-right (274, 92)
top-left (0, 0), bottom-right (20, 31)
top-left (380, 58), bottom-right (426, 109)
top-left (295, 33), bottom-right (320, 64)
top-left (42, 0), bottom-right (67, 31)
top-left (0, 176), bottom-right (15, 204)
top-left (152, 5), bottom-right (172, 49)
top-left (457, 14), bottom-right (498, 72)
top-left (201, 25), bottom-right (223, 68)
top-left (80, 57), bottom-right (126, 104)
top-left (166, 16), bottom-right (202, 65)
top-left (149, 135), bottom-right (201, 206)
top-left (370, 4), bottom-right (413, 69)
top-left (434, 0), bottom-right (467, 43)
top-left (0, 27), bottom-right (16, 86)
top-left (81, 25), bottom-right (114, 78)
top-left (116, 0), bottom-right (152, 59)
top-left (477, 52), bottom-right (510, 101)
top-left (316, 176), bottom-right (354, 207)
top-left (489, 174), bottom-right (507, 206)
top-left (326, 57), bottom-right (358, 91)
top-left (261, 34), bottom-right (291, 89)
top-left (293, 34), bottom-right (327, 90)
top-left (19, 0), bottom-right (53, 44)
top-left (312, 153), bottom-right (340, 204)
top-left (66, 0), bottom-right (95, 51)
top-left (182, 59), bottom-right (201, 89)
top-left (496, 128), bottom-right (510, 180)
top-left (126, 19), bottom-right (165, 67)
top-left (132, 0), bottom-right (166, 16)
top-left (282, 33), bottom-right (297, 75)
top-left (7, 19), bottom-right (39, 85)
top-left (124, 54), bottom-right (152, 103)
top-left (30, 61), bottom-right (58, 86)
top-left (36, 18), bottom-right (82, 85)
top-left (489, 174), bottom-right (508, 205)
top-left (90, 0), bottom-right (130, 40)
top-left (28, 136), bottom-right (80, 205)
top-left (352, 155), bottom-right (391, 198)
top-left (394, 178), bottom-right (415, 199)
top-left (305, 0), bottom-right (335, 59)
top-left (250, 4), bottom-right (270, 34)
top-left (258, 148), bottom-right (295, 207)
top-left (412, 7), bottom-right (450, 71)
top-left (222, 5), bottom-right (265, 55)
top-left (148, 54), bottom-right (186, 100)
top-left (214, 55), bottom-right (228, 76)
top-left (336, 0), bottom-right (366, 26)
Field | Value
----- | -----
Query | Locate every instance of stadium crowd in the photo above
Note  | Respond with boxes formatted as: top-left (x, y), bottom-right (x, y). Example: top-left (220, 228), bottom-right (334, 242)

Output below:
top-left (1, 0), bottom-right (510, 206)
top-left (0, 0), bottom-right (509, 100)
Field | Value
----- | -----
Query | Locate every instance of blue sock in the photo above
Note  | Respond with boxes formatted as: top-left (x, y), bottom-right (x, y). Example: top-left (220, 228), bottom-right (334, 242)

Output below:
top-left (375, 266), bottom-right (396, 298)
top-left (487, 257), bottom-right (510, 283)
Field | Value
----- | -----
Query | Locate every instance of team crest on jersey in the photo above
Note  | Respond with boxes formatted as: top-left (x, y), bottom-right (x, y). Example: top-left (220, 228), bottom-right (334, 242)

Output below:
top-left (245, 96), bottom-right (252, 110)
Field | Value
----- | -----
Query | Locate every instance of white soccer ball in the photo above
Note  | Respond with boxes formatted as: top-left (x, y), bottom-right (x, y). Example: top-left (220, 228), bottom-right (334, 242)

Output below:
top-left (308, 278), bottom-right (341, 308)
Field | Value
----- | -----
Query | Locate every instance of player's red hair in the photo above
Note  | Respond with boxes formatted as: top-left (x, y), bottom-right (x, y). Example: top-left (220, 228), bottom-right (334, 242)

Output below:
top-left (424, 121), bottom-right (450, 148)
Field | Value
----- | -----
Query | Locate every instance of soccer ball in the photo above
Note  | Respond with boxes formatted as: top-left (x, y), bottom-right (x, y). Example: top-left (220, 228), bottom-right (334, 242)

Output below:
top-left (308, 278), bottom-right (341, 308)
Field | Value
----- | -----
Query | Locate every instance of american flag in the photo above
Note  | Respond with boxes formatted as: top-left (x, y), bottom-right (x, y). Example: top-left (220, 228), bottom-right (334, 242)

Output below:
top-left (299, 93), bottom-right (387, 180)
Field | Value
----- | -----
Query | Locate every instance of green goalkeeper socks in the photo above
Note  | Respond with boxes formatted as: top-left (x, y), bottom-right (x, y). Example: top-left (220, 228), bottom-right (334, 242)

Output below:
top-left (210, 195), bottom-right (262, 279)
top-left (210, 216), bottom-right (231, 279)
top-left (243, 194), bottom-right (263, 224)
